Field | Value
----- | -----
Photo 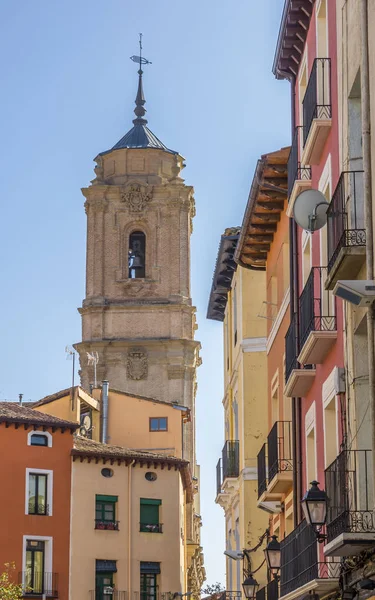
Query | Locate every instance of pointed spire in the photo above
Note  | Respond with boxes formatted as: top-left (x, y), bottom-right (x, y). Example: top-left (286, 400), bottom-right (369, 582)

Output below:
top-left (130, 34), bottom-right (151, 126)
top-left (133, 67), bottom-right (147, 125)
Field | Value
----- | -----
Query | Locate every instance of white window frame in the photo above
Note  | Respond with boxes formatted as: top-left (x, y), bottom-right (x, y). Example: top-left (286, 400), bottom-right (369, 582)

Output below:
top-left (25, 468), bottom-right (53, 516)
top-left (27, 430), bottom-right (53, 448)
top-left (22, 535), bottom-right (53, 591)
top-left (305, 403), bottom-right (317, 484)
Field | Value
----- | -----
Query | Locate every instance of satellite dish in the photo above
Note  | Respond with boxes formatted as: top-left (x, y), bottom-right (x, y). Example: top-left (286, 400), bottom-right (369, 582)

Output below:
top-left (293, 189), bottom-right (329, 232)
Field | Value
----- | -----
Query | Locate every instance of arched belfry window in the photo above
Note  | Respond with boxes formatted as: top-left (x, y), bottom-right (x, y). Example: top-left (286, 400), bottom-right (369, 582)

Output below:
top-left (128, 231), bottom-right (146, 278)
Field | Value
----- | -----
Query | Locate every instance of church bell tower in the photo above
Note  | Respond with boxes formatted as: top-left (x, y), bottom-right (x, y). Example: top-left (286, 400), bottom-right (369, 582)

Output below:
top-left (74, 44), bottom-right (200, 467)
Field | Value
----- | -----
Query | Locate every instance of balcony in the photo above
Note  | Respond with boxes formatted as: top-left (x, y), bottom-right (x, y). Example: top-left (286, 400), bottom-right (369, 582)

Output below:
top-left (324, 449), bottom-right (375, 557)
top-left (95, 520), bottom-right (119, 531)
top-left (19, 572), bottom-right (58, 598)
top-left (279, 520), bottom-right (339, 600)
top-left (301, 58), bottom-right (332, 165)
top-left (216, 441), bottom-right (240, 501)
top-left (258, 423), bottom-right (293, 507)
top-left (219, 593), bottom-right (242, 600)
top-left (286, 127), bottom-right (312, 217)
top-left (140, 523), bottom-right (163, 533)
top-left (326, 171), bottom-right (366, 290)
top-left (285, 315), bottom-right (315, 398)
top-left (298, 267), bottom-right (337, 365)
top-left (90, 593), bottom-right (127, 600)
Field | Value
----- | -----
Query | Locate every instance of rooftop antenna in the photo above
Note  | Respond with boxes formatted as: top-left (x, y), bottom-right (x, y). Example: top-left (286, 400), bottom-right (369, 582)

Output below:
top-left (87, 351), bottom-right (99, 388)
top-left (65, 346), bottom-right (76, 410)
top-left (129, 33), bottom-right (152, 125)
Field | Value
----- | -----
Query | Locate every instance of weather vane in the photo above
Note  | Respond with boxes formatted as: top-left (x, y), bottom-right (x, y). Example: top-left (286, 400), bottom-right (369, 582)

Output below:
top-left (130, 33), bottom-right (152, 70)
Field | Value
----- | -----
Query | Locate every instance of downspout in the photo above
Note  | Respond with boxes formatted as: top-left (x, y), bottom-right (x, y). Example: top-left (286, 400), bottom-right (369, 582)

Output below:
top-left (289, 74), bottom-right (302, 527)
top-left (102, 380), bottom-right (109, 444)
top-left (128, 460), bottom-right (135, 594)
top-left (360, 0), bottom-right (375, 502)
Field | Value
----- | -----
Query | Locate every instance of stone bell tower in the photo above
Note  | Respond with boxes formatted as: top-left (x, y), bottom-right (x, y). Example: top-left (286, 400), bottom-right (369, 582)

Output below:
top-left (74, 54), bottom-right (200, 466)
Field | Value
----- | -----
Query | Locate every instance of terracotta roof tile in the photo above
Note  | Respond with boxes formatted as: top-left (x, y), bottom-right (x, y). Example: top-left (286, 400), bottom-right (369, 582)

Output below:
top-left (0, 402), bottom-right (79, 430)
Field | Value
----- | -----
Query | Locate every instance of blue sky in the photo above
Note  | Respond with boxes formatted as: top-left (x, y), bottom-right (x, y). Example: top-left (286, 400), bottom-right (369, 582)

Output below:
top-left (0, 0), bottom-right (290, 586)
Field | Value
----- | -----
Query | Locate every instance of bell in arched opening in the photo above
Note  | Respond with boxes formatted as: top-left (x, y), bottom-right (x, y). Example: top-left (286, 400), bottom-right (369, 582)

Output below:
top-left (128, 231), bottom-right (146, 279)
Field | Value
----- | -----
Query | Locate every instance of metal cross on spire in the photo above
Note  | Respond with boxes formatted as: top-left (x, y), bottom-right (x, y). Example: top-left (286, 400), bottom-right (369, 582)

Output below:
top-left (130, 34), bottom-right (152, 125)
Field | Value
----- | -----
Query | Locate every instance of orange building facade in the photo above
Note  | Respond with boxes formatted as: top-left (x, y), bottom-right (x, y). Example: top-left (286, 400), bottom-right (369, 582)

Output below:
top-left (0, 403), bottom-right (78, 600)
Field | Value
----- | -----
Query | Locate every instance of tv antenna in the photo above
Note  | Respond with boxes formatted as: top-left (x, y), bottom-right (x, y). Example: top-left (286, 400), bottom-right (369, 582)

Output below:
top-left (87, 351), bottom-right (99, 388)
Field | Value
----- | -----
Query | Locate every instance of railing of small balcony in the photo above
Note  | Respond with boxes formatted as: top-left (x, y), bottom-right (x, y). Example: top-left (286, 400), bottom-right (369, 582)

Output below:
top-left (327, 171), bottom-right (366, 274)
top-left (257, 443), bottom-right (267, 498)
top-left (256, 586), bottom-right (266, 600)
top-left (89, 591), bottom-right (173, 600)
top-left (288, 127), bottom-right (312, 198)
top-left (222, 440), bottom-right (240, 479)
top-left (280, 519), bottom-right (339, 597)
top-left (140, 523), bottom-right (163, 533)
top-left (267, 578), bottom-right (279, 600)
top-left (285, 314), bottom-right (298, 383)
top-left (95, 519), bottom-right (120, 531)
top-left (303, 58), bottom-right (332, 145)
top-left (216, 458), bottom-right (222, 496)
top-left (299, 267), bottom-right (336, 349)
top-left (219, 592), bottom-right (242, 600)
top-left (325, 449), bottom-right (375, 543)
top-left (267, 421), bottom-right (293, 483)
top-left (19, 572), bottom-right (58, 597)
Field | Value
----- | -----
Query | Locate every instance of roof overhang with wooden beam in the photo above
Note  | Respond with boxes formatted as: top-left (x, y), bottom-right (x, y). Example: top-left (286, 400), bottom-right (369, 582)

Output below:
top-left (234, 148), bottom-right (289, 271)
top-left (273, 0), bottom-right (315, 80)
top-left (207, 228), bottom-right (240, 322)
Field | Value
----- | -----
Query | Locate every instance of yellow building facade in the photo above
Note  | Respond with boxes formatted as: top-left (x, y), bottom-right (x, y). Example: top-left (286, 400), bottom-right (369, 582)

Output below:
top-left (208, 228), bottom-right (269, 594)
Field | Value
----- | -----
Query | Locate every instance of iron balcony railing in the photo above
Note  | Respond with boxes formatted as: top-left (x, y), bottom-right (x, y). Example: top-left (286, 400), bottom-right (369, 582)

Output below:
top-left (299, 267), bottom-right (336, 349)
top-left (216, 441), bottom-right (240, 495)
top-left (256, 587), bottom-right (266, 600)
top-left (95, 520), bottom-right (120, 531)
top-left (257, 443), bottom-right (267, 498)
top-left (222, 440), bottom-right (240, 479)
top-left (327, 171), bottom-right (365, 273)
top-left (140, 523), bottom-right (163, 533)
top-left (89, 592), bottom-right (127, 600)
top-left (216, 458), bottom-right (223, 496)
top-left (19, 572), bottom-right (58, 597)
top-left (219, 593), bottom-right (242, 600)
top-left (325, 449), bottom-right (375, 543)
top-left (280, 520), bottom-right (339, 597)
top-left (285, 314), bottom-right (298, 383)
top-left (267, 579), bottom-right (279, 600)
top-left (303, 58), bottom-right (332, 145)
top-left (288, 127), bottom-right (312, 198)
top-left (268, 421), bottom-right (293, 483)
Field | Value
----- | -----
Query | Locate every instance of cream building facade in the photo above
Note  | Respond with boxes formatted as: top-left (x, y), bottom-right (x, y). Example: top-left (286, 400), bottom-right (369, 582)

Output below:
top-left (208, 228), bottom-right (269, 594)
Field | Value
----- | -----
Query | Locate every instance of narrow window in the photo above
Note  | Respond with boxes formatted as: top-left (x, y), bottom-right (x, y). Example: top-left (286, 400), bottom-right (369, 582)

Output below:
top-left (140, 499), bottom-right (162, 533)
top-left (149, 417), bottom-right (168, 432)
top-left (30, 434), bottom-right (48, 447)
top-left (95, 495), bottom-right (118, 530)
top-left (140, 562), bottom-right (160, 600)
top-left (25, 540), bottom-right (45, 595)
top-left (28, 473), bottom-right (48, 515)
top-left (129, 231), bottom-right (146, 278)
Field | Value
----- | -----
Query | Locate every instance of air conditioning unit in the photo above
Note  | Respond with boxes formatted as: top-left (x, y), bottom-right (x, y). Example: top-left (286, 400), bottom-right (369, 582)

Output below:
top-left (333, 280), bottom-right (375, 307)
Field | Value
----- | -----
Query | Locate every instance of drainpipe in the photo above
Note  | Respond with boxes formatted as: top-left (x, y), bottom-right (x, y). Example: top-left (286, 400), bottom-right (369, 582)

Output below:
top-left (360, 0), bottom-right (375, 502)
top-left (289, 74), bottom-right (302, 527)
top-left (128, 460), bottom-right (135, 595)
top-left (102, 380), bottom-right (109, 444)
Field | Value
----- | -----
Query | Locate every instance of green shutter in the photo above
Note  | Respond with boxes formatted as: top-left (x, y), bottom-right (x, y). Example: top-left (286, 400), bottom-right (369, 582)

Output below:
top-left (96, 495), bottom-right (118, 503)
top-left (140, 503), bottom-right (159, 525)
top-left (140, 498), bottom-right (161, 506)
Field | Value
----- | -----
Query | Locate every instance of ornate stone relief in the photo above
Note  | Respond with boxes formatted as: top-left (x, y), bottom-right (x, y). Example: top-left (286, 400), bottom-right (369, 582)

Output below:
top-left (126, 348), bottom-right (148, 380)
top-left (120, 183), bottom-right (153, 212)
top-left (84, 197), bottom-right (108, 214)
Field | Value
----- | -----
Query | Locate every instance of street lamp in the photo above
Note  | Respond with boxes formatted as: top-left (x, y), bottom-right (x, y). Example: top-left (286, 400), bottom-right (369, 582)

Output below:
top-left (301, 480), bottom-right (328, 542)
top-left (264, 535), bottom-right (281, 579)
top-left (242, 575), bottom-right (259, 600)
